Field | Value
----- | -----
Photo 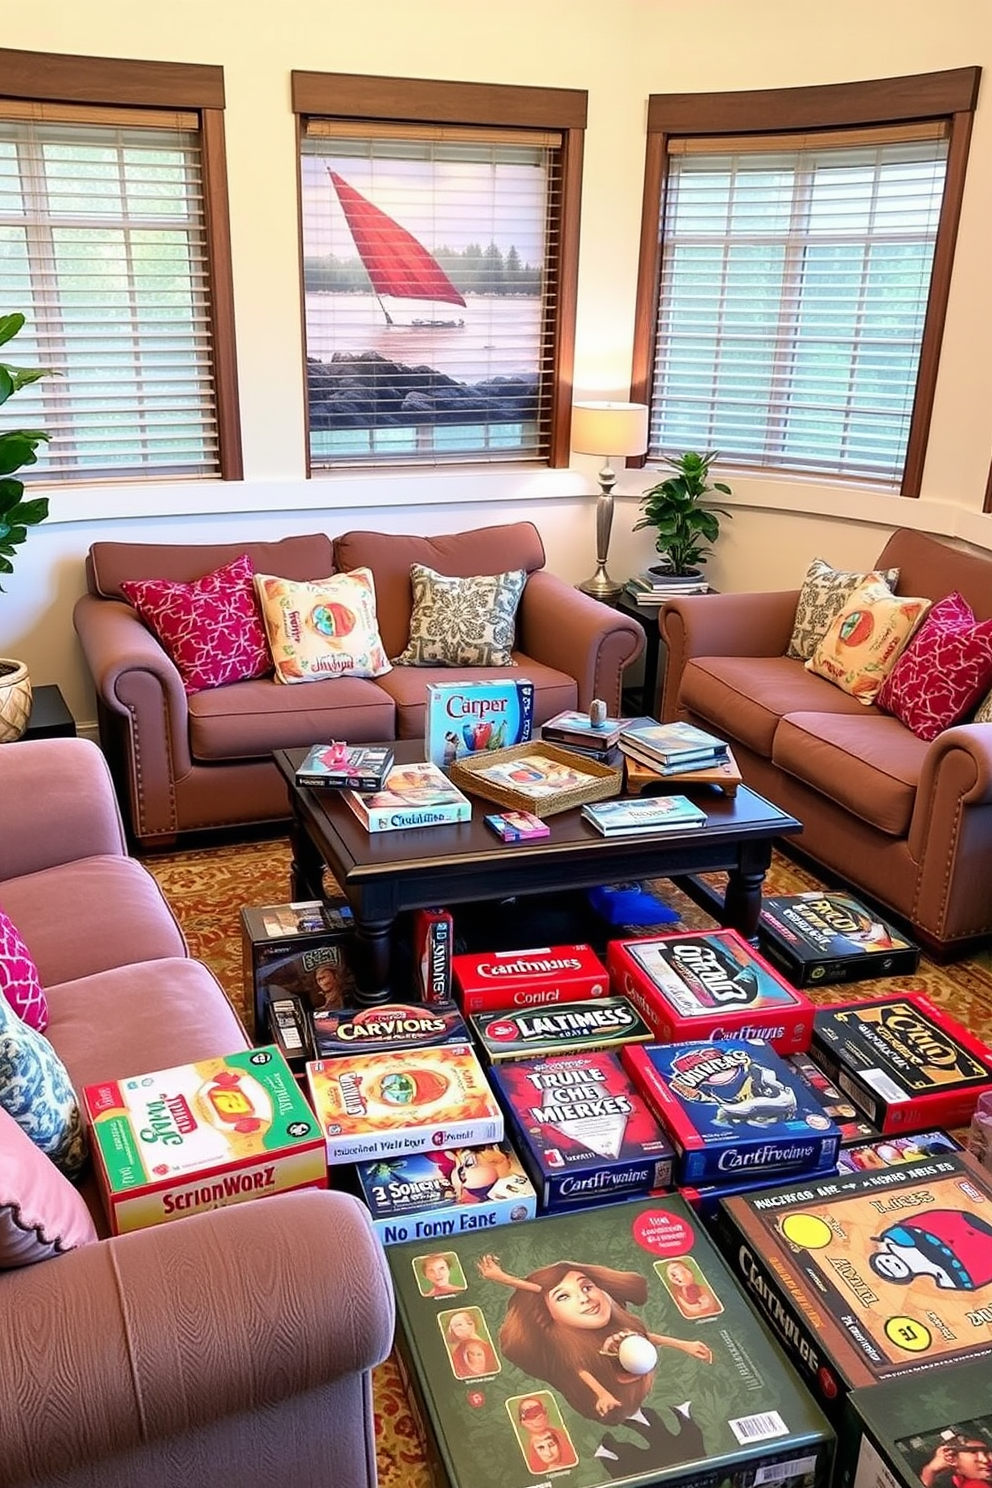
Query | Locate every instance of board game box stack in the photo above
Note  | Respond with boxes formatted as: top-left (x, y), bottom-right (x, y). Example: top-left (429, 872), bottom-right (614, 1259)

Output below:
top-left (294, 741), bottom-right (394, 791)
top-left (343, 760), bottom-right (473, 833)
top-left (387, 1193), bottom-right (835, 1488)
top-left (241, 897), bottom-right (356, 1040)
top-left (425, 679), bottom-right (535, 770)
top-left (355, 1140), bottom-right (538, 1246)
top-left (758, 891), bottom-right (920, 987)
top-left (839, 1355), bottom-right (992, 1488)
top-left (453, 942), bottom-right (610, 1015)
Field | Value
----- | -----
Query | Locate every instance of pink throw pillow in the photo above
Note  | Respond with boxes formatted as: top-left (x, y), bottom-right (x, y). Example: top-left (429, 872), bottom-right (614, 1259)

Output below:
top-left (121, 552), bottom-right (272, 695)
top-left (0, 906), bottom-right (48, 1031)
top-left (0, 1108), bottom-right (97, 1268)
top-left (877, 592), bottom-right (992, 742)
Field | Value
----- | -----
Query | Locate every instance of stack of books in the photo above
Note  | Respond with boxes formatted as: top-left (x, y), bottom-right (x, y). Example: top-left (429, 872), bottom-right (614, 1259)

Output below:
top-left (581, 793), bottom-right (707, 835)
top-left (295, 742), bottom-right (394, 791)
top-left (539, 707), bottom-right (624, 762)
top-left (623, 571), bottom-right (711, 605)
top-left (617, 718), bottom-right (730, 776)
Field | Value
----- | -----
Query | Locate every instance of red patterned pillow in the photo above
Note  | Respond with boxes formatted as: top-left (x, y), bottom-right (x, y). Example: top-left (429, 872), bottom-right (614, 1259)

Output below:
top-left (0, 907), bottom-right (48, 1032)
top-left (877, 592), bottom-right (992, 742)
top-left (121, 553), bottom-right (272, 695)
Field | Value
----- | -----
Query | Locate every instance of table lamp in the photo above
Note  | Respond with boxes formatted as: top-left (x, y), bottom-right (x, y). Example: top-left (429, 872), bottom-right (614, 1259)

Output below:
top-left (572, 400), bottom-right (649, 603)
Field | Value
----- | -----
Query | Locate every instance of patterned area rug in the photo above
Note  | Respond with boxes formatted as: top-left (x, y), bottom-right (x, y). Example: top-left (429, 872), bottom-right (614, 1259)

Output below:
top-left (144, 836), bottom-right (992, 1487)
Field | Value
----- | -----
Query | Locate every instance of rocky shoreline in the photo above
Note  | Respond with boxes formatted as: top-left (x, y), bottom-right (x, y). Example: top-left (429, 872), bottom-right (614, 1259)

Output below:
top-left (307, 349), bottom-right (538, 428)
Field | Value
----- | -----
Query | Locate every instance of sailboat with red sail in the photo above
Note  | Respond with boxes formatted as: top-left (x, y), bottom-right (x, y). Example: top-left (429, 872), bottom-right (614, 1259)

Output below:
top-left (327, 169), bottom-right (466, 328)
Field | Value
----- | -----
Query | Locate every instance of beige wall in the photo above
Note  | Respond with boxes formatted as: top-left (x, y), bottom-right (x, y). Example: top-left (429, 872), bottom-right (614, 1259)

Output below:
top-left (4, 0), bottom-right (991, 727)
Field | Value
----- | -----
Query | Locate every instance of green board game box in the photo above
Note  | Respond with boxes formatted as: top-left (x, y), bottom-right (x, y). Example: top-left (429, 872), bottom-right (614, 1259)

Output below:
top-left (387, 1193), bottom-right (834, 1488)
top-left (838, 1357), bottom-right (992, 1488)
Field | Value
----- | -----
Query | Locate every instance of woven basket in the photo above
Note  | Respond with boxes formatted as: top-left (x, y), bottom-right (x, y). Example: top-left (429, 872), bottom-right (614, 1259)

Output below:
top-left (0, 659), bottom-right (32, 743)
top-left (448, 740), bottom-right (622, 818)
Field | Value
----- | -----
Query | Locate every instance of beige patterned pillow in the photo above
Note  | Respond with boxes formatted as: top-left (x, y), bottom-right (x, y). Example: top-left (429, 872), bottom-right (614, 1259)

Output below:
top-left (806, 577), bottom-right (931, 705)
top-left (974, 688), bottom-right (992, 723)
top-left (254, 568), bottom-right (391, 683)
top-left (787, 558), bottom-right (901, 660)
top-left (392, 564), bottom-right (526, 667)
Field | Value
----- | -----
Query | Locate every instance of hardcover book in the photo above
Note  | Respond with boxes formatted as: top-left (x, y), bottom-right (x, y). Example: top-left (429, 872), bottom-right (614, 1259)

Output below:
top-left (240, 898), bottom-right (356, 1038)
top-left (582, 794), bottom-right (707, 835)
top-left (425, 679), bottom-right (534, 770)
top-left (355, 1140), bottom-right (537, 1245)
top-left (342, 760), bottom-right (472, 833)
top-left (452, 943), bottom-right (610, 1015)
top-left (305, 1043), bottom-right (503, 1165)
top-left (622, 1039), bottom-right (841, 1186)
top-left (710, 1150), bottom-right (992, 1418)
top-left (809, 992), bottom-right (992, 1133)
top-left (540, 707), bottom-right (625, 749)
top-left (839, 1356), bottom-right (992, 1488)
top-left (759, 892), bottom-right (920, 988)
top-left (492, 1049), bottom-right (676, 1208)
top-left (387, 1193), bottom-right (835, 1488)
top-left (608, 929), bottom-right (816, 1055)
top-left (294, 742), bottom-right (394, 791)
top-left (469, 996), bottom-right (655, 1064)
top-left (618, 718), bottom-right (729, 766)
top-left (310, 1001), bottom-right (469, 1059)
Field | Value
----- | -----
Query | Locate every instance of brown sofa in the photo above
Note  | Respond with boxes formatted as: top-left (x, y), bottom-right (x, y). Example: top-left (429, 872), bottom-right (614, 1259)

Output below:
top-left (74, 521), bottom-right (644, 849)
top-left (0, 737), bottom-right (394, 1488)
top-left (660, 527), bottom-right (992, 957)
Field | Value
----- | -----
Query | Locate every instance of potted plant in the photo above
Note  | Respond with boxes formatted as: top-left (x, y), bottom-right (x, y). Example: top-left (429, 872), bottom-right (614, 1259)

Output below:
top-left (633, 449), bottom-right (732, 577)
top-left (0, 311), bottom-right (52, 741)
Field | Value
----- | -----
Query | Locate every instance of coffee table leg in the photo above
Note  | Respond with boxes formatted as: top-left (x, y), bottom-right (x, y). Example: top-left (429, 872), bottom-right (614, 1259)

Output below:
top-left (352, 916), bottom-right (395, 1006)
top-left (723, 862), bottom-right (767, 941)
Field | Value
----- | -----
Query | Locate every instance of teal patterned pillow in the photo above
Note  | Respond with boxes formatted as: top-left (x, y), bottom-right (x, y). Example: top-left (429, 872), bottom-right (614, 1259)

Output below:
top-left (392, 564), bottom-right (526, 667)
top-left (0, 995), bottom-right (87, 1180)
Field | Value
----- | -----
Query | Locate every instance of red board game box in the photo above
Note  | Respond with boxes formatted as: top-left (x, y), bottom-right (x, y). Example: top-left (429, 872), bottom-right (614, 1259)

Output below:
top-left (413, 908), bottom-right (454, 1005)
top-left (607, 929), bottom-right (815, 1054)
top-left (453, 942), bottom-right (609, 1015)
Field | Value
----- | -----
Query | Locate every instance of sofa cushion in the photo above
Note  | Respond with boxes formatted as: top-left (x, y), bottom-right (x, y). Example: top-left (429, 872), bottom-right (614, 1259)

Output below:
top-left (787, 557), bottom-right (901, 661)
top-left (0, 993), bottom-right (88, 1179)
top-left (806, 578), bottom-right (931, 704)
top-left (773, 711), bottom-right (925, 837)
top-left (877, 592), bottom-right (992, 742)
top-left (680, 655), bottom-right (872, 759)
top-left (87, 532), bottom-right (337, 600)
top-left (255, 568), bottom-right (391, 684)
top-left (376, 655), bottom-right (577, 740)
top-left (187, 674), bottom-right (396, 760)
top-left (0, 906), bottom-right (48, 1031)
top-left (392, 564), bottom-right (526, 667)
top-left (121, 553), bottom-right (273, 695)
top-left (0, 1107), bottom-right (97, 1267)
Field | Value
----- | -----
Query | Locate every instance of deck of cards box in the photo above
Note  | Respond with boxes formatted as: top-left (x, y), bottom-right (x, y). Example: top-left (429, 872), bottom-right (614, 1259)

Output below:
top-left (311, 1001), bottom-right (469, 1060)
top-left (355, 1139), bottom-right (537, 1245)
top-left (469, 995), bottom-right (654, 1064)
top-left (387, 1193), bottom-right (835, 1488)
top-left (608, 929), bottom-right (815, 1054)
top-left (622, 1038), bottom-right (841, 1186)
top-left (241, 897), bottom-right (356, 1038)
top-left (83, 1047), bottom-right (326, 1235)
top-left (758, 891), bottom-right (919, 987)
top-left (838, 1356), bottom-right (992, 1488)
top-left (453, 942), bottom-right (609, 1015)
top-left (491, 1049), bottom-right (676, 1209)
top-left (810, 991), bottom-right (992, 1133)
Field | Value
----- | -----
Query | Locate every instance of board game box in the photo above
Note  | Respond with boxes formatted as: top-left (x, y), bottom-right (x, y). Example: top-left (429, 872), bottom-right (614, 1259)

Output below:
top-left (241, 897), bottom-right (356, 1038)
top-left (310, 1001), bottom-right (469, 1059)
top-left (622, 1039), bottom-right (841, 1187)
top-left (387, 1193), bottom-right (835, 1488)
top-left (294, 742), bottom-right (394, 791)
top-left (839, 1356), bottom-right (992, 1488)
top-left (835, 1128), bottom-right (961, 1174)
top-left (608, 929), bottom-right (815, 1054)
top-left (343, 760), bottom-right (473, 832)
top-left (412, 907), bottom-right (454, 1004)
top-left (492, 1049), bottom-right (676, 1209)
top-left (425, 679), bottom-right (535, 770)
top-left (83, 1047), bottom-right (326, 1234)
top-left (784, 1051), bottom-right (879, 1144)
top-left (758, 892), bottom-right (920, 988)
top-left (453, 943), bottom-right (609, 1015)
top-left (810, 992), bottom-right (992, 1133)
top-left (469, 996), bottom-right (654, 1064)
top-left (305, 1043), bottom-right (503, 1165)
top-left (355, 1140), bottom-right (538, 1245)
top-left (710, 1149), bottom-right (992, 1418)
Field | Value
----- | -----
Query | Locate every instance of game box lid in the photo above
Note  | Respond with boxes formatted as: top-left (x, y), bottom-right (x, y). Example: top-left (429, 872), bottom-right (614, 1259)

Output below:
top-left (355, 1140), bottom-right (537, 1246)
top-left (840, 1356), bottom-right (992, 1488)
top-left (758, 892), bottom-right (919, 988)
top-left (311, 1001), bottom-right (469, 1058)
top-left (469, 996), bottom-right (653, 1063)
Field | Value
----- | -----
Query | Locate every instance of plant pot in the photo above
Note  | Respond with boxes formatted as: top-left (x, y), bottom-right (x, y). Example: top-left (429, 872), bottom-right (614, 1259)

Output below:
top-left (0, 658), bottom-right (32, 743)
top-left (647, 565), bottom-right (704, 583)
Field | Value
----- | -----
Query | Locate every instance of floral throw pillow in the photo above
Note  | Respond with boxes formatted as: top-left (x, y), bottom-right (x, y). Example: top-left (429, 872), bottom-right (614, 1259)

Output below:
top-left (787, 558), bottom-right (901, 661)
top-left (806, 577), bottom-right (931, 705)
top-left (0, 907), bottom-right (48, 1032)
top-left (392, 565), bottom-right (526, 667)
top-left (877, 592), bottom-right (992, 742)
top-left (254, 568), bottom-right (391, 683)
top-left (121, 552), bottom-right (272, 696)
top-left (0, 994), bottom-right (87, 1180)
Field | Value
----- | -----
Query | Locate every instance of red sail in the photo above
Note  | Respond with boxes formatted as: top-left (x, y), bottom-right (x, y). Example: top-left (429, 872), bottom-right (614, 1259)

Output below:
top-left (328, 170), bottom-right (466, 308)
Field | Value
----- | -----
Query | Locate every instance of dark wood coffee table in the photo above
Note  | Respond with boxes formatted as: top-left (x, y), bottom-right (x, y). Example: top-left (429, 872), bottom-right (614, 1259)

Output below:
top-left (273, 744), bottom-right (800, 1006)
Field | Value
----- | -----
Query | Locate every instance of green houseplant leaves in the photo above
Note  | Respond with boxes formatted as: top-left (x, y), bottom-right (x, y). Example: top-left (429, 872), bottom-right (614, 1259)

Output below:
top-left (0, 312), bottom-right (52, 592)
top-left (633, 449), bottom-right (732, 576)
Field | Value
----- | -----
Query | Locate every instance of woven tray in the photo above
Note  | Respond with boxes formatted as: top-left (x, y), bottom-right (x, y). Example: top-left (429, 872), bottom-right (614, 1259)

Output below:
top-left (447, 740), bottom-right (622, 818)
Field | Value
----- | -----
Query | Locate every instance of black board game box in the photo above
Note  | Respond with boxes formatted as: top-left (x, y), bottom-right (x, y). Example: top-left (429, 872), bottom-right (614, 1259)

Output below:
top-left (310, 1001), bottom-right (469, 1059)
top-left (241, 898), bottom-right (356, 1038)
top-left (758, 892), bottom-right (920, 988)
top-left (810, 992), bottom-right (992, 1133)
top-left (387, 1193), bottom-right (835, 1488)
top-left (838, 1356), bottom-right (992, 1488)
top-left (710, 1149), bottom-right (992, 1420)
top-left (469, 995), bottom-right (654, 1064)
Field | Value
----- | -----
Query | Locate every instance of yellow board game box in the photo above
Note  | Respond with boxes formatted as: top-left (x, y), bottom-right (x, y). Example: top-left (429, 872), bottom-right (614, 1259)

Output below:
top-left (83, 1046), bottom-right (327, 1235)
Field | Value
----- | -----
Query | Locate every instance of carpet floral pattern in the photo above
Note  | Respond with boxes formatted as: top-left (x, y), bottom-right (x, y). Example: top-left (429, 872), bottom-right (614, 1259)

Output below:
top-left (144, 837), bottom-right (992, 1488)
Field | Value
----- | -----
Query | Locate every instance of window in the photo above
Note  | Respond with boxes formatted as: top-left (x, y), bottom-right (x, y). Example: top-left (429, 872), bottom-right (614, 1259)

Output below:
top-left (0, 48), bottom-right (241, 482)
top-left (292, 73), bottom-right (585, 471)
top-left (632, 70), bottom-right (980, 495)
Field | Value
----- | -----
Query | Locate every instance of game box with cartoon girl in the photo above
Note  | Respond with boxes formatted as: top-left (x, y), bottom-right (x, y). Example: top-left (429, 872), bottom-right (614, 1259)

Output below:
top-left (387, 1193), bottom-right (835, 1488)
top-left (356, 1140), bottom-right (538, 1245)
top-left (838, 1356), bottom-right (992, 1488)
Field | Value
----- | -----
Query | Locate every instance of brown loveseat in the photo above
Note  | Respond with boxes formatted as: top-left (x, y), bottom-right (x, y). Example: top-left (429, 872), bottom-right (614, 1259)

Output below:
top-left (660, 528), bottom-right (992, 957)
top-left (0, 737), bottom-right (394, 1488)
top-left (74, 521), bottom-right (644, 848)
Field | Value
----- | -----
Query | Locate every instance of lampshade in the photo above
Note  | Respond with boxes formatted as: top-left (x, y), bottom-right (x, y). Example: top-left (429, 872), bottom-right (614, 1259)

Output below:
top-left (572, 401), bottom-right (649, 459)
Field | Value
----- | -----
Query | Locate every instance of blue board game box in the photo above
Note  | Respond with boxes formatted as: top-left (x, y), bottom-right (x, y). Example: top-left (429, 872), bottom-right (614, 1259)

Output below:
top-left (355, 1140), bottom-right (538, 1245)
top-left (622, 1039), bottom-right (841, 1187)
top-left (425, 679), bottom-right (535, 770)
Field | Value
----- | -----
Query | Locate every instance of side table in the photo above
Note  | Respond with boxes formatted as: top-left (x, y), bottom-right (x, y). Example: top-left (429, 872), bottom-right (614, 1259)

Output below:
top-left (22, 684), bottom-right (77, 740)
top-left (615, 592), bottom-right (665, 717)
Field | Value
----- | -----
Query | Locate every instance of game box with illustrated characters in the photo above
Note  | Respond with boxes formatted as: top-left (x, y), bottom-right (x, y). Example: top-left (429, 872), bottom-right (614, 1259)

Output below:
top-left (623, 1039), bottom-right (841, 1187)
top-left (608, 930), bottom-right (815, 1055)
top-left (492, 1050), bottom-right (676, 1209)
top-left (310, 1001), bottom-right (469, 1059)
top-left (810, 992), bottom-right (992, 1133)
top-left (784, 1052), bottom-right (878, 1145)
top-left (453, 943), bottom-right (610, 1015)
top-left (241, 898), bottom-right (356, 1038)
top-left (83, 1047), bottom-right (326, 1235)
top-left (425, 679), bottom-right (535, 770)
top-left (469, 996), bottom-right (654, 1065)
top-left (835, 1129), bottom-right (961, 1175)
top-left (709, 1150), bottom-right (992, 1419)
top-left (838, 1356), bottom-right (992, 1488)
top-left (387, 1193), bottom-right (835, 1488)
top-left (305, 1043), bottom-right (503, 1165)
top-left (758, 892), bottom-right (920, 989)
top-left (355, 1140), bottom-right (538, 1245)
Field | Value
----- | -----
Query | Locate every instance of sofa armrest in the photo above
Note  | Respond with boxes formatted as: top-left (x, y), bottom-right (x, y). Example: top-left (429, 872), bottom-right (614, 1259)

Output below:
top-left (659, 589), bottom-right (801, 721)
top-left (0, 737), bottom-right (128, 883)
top-left (0, 1189), bottom-right (394, 1485)
top-left (517, 570), bottom-right (645, 714)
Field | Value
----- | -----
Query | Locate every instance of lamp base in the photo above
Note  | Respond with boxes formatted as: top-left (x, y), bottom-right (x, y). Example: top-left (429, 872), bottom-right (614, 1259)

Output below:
top-left (578, 570), bottom-right (623, 605)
